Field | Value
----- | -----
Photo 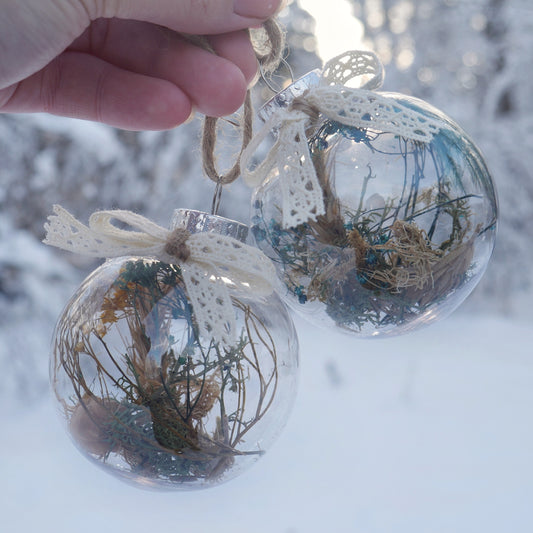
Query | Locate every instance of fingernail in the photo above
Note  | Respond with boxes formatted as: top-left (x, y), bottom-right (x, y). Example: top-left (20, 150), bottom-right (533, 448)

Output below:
top-left (234, 0), bottom-right (280, 18)
top-left (184, 107), bottom-right (196, 125)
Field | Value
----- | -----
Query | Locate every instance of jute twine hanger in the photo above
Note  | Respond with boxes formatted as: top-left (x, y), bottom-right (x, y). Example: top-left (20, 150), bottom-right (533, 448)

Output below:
top-left (182, 19), bottom-right (286, 215)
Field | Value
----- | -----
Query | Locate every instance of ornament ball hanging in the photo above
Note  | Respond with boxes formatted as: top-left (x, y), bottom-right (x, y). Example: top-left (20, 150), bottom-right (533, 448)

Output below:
top-left (243, 50), bottom-right (498, 337)
top-left (45, 207), bottom-right (299, 490)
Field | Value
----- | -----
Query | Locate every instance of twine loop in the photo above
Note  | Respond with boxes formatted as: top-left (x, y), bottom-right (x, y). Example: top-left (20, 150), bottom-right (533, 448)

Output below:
top-left (200, 18), bottom-right (286, 213)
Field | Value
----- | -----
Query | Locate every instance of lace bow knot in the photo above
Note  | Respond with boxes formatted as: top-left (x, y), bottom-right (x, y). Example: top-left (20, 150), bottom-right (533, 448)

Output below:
top-left (44, 206), bottom-right (277, 348)
top-left (241, 50), bottom-right (442, 228)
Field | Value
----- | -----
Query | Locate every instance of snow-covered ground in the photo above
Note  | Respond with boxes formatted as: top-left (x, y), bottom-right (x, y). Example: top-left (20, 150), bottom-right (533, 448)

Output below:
top-left (3, 311), bottom-right (532, 533)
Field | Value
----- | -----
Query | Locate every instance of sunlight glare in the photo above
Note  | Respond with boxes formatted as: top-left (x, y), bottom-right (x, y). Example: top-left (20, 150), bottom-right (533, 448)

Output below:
top-left (298, 0), bottom-right (366, 61)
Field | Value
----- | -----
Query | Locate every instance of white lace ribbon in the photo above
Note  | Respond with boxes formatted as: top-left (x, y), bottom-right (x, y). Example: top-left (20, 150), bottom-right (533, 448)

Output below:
top-left (241, 50), bottom-right (442, 228)
top-left (44, 205), bottom-right (277, 349)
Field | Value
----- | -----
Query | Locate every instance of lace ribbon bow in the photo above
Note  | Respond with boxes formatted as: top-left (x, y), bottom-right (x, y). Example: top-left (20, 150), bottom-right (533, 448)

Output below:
top-left (241, 50), bottom-right (442, 228)
top-left (44, 205), bottom-right (277, 348)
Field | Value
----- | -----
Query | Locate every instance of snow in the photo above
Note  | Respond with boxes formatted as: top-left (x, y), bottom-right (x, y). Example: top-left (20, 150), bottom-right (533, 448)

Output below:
top-left (2, 311), bottom-right (533, 533)
top-left (23, 114), bottom-right (123, 165)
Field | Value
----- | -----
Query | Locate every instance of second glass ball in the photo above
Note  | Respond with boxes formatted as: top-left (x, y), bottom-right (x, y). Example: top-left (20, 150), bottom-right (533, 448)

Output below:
top-left (251, 83), bottom-right (498, 337)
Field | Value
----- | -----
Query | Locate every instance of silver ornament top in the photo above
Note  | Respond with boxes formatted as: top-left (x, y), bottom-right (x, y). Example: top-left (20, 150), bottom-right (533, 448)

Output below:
top-left (258, 70), bottom-right (321, 123)
top-left (171, 209), bottom-right (250, 244)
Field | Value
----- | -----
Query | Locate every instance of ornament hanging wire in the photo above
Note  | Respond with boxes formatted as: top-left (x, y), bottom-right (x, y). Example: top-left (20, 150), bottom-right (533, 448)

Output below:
top-left (259, 57), bottom-right (295, 95)
top-left (211, 179), bottom-right (223, 216)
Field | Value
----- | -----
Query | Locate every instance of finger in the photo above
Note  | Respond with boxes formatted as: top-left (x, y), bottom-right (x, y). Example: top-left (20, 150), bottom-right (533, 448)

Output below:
top-left (0, 51), bottom-right (192, 130)
top-left (70, 20), bottom-right (253, 116)
top-left (209, 30), bottom-right (259, 86)
top-left (160, 39), bottom-right (248, 117)
top-left (84, 0), bottom-right (282, 35)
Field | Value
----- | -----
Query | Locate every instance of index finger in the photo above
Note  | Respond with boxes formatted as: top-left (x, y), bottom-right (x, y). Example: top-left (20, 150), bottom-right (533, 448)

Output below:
top-left (84, 0), bottom-right (282, 35)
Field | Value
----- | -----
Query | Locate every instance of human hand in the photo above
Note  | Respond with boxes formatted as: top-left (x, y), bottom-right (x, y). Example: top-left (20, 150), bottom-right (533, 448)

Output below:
top-left (0, 0), bottom-right (281, 130)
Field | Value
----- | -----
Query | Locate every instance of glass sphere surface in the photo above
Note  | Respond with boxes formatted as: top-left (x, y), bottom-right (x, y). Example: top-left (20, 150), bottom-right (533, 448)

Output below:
top-left (50, 214), bottom-right (299, 490)
top-left (252, 91), bottom-right (497, 337)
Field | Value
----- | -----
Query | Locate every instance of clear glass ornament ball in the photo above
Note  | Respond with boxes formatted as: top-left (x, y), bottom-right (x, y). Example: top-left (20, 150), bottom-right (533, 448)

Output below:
top-left (50, 210), bottom-right (299, 490)
top-left (251, 82), bottom-right (498, 337)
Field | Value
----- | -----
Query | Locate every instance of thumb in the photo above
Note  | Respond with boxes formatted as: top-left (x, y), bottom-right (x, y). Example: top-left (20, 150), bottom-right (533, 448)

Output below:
top-left (84, 0), bottom-right (282, 35)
